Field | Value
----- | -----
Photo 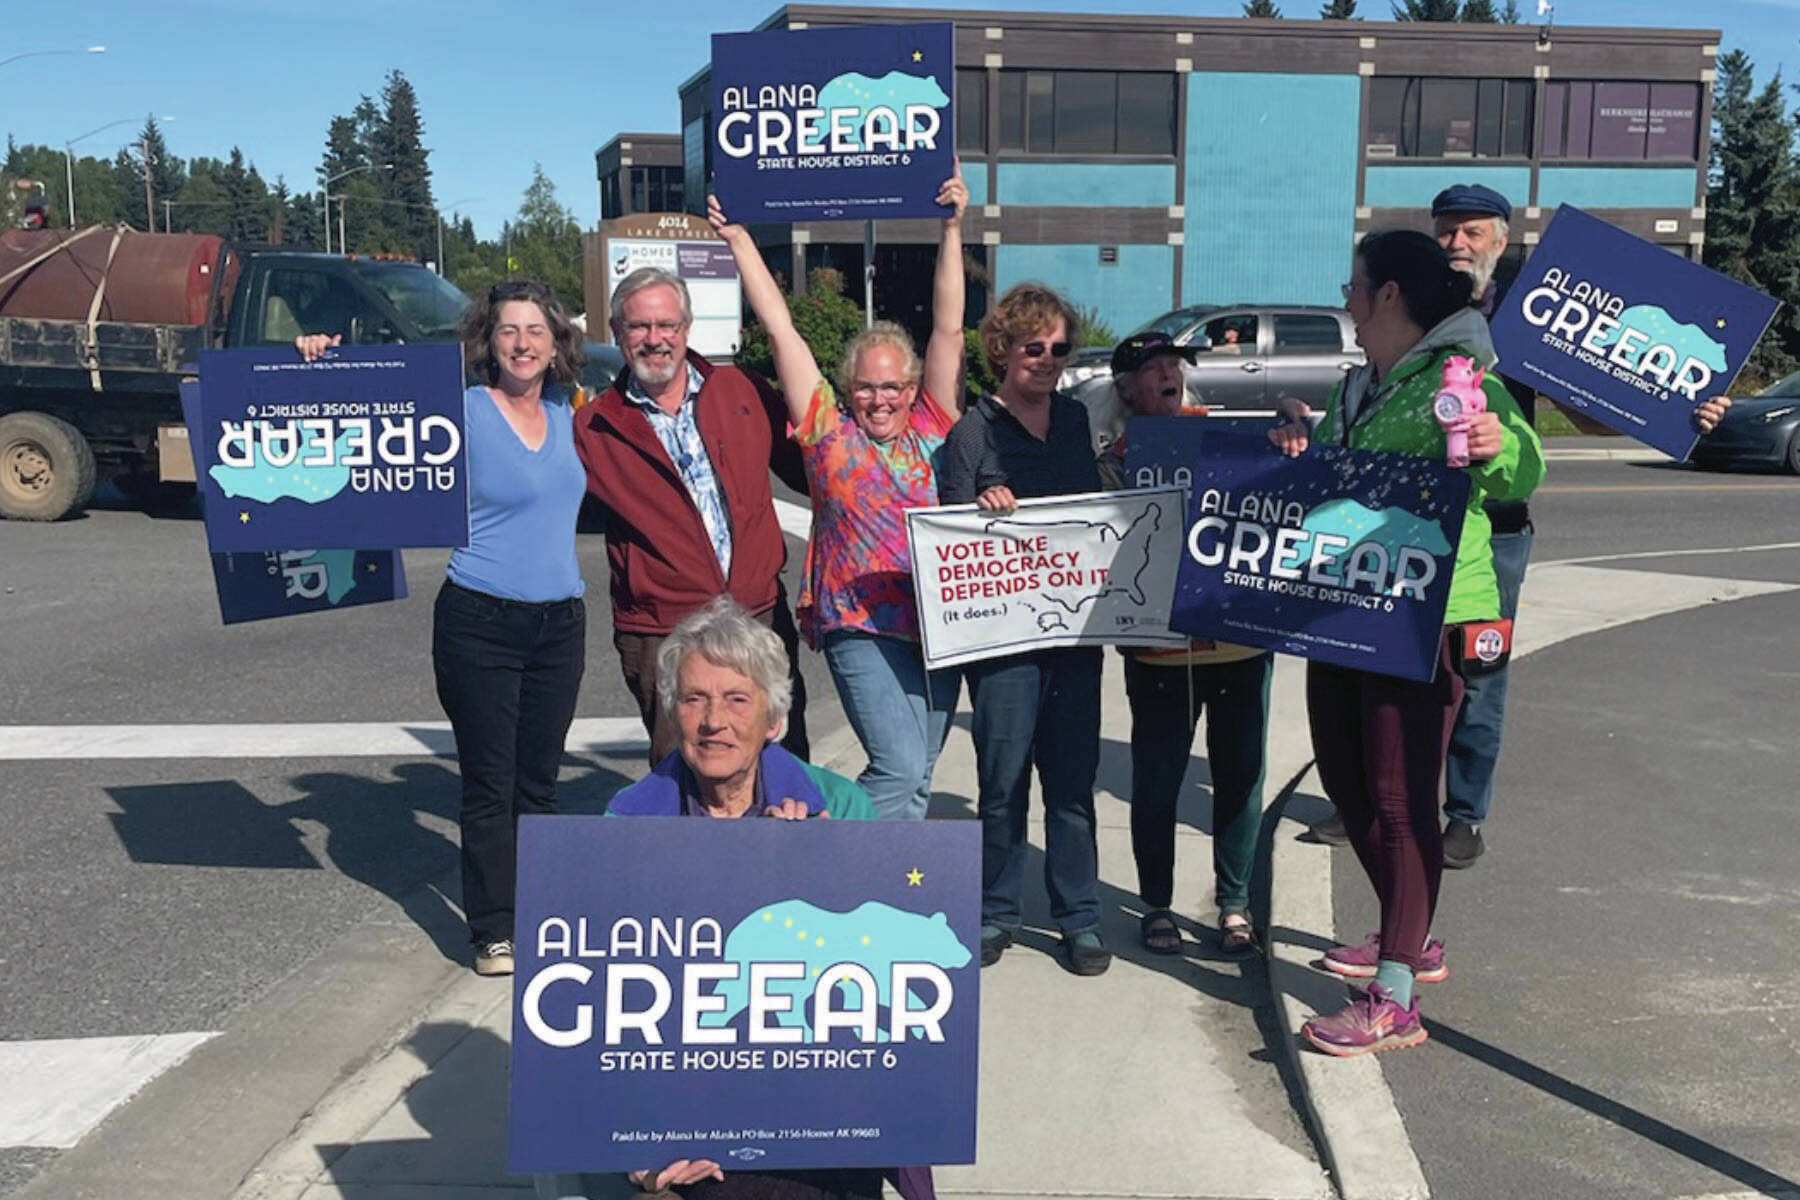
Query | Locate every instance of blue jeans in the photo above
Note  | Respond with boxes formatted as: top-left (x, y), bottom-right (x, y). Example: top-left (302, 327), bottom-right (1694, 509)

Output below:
top-left (1445, 524), bottom-right (1533, 825)
top-left (963, 647), bottom-right (1103, 936)
top-left (822, 630), bottom-right (960, 820)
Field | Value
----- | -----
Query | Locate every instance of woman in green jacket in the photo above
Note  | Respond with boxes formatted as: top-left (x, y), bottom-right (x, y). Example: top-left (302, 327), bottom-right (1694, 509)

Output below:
top-left (1270, 230), bottom-right (1544, 1057)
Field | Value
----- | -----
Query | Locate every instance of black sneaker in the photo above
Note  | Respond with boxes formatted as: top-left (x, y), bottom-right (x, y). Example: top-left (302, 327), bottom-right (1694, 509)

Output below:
top-left (1308, 814), bottom-right (1350, 847)
top-left (1063, 929), bottom-right (1112, 976)
top-left (979, 924), bottom-right (1014, 967)
top-left (1443, 820), bottom-right (1485, 869)
top-left (474, 939), bottom-right (514, 976)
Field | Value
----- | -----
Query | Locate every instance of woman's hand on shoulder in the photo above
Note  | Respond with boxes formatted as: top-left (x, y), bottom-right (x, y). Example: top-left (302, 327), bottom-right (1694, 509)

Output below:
top-left (294, 333), bottom-right (341, 362)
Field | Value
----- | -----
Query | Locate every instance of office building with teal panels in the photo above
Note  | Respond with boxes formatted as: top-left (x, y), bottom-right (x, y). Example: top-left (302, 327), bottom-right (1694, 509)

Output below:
top-left (666, 5), bottom-right (1715, 337)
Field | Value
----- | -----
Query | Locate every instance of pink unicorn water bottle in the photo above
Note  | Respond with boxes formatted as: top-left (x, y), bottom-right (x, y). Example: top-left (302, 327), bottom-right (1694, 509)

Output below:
top-left (1433, 355), bottom-right (1487, 468)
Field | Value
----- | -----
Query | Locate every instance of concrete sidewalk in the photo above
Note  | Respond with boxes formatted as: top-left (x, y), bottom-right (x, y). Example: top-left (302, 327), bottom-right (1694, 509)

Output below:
top-left (232, 652), bottom-right (1376, 1200)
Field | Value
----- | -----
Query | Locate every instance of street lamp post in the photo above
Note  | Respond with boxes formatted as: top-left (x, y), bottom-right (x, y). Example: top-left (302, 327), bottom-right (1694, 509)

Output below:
top-left (64, 114), bottom-right (173, 229)
top-left (321, 163), bottom-right (393, 254)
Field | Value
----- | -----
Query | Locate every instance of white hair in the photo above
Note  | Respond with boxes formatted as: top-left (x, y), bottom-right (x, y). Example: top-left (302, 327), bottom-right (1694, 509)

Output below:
top-left (655, 596), bottom-right (792, 724)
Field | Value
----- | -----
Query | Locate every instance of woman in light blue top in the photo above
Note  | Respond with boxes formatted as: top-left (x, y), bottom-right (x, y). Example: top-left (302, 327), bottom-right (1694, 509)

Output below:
top-left (296, 279), bottom-right (588, 978)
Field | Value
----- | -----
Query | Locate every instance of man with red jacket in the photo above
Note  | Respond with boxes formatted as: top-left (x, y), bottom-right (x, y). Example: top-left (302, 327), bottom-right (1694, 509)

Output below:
top-left (575, 266), bottom-right (810, 764)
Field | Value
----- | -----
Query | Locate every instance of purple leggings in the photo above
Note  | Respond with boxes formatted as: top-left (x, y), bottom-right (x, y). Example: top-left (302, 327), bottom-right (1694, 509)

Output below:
top-left (1306, 635), bottom-right (1466, 972)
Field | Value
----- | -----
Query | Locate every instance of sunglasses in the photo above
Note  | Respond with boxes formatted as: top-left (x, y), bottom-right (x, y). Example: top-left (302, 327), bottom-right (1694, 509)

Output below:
top-left (1020, 340), bottom-right (1073, 359)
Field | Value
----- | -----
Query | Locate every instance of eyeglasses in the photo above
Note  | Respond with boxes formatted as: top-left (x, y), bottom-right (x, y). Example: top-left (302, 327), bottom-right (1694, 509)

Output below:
top-left (1020, 340), bottom-right (1073, 359)
top-left (849, 380), bottom-right (913, 399)
top-left (1340, 281), bottom-right (1368, 301)
top-left (622, 319), bottom-right (688, 338)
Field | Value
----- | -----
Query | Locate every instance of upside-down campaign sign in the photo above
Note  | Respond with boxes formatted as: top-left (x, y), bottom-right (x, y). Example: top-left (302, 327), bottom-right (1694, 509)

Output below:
top-left (1169, 432), bottom-right (1470, 682)
top-left (1489, 205), bottom-right (1779, 460)
top-left (508, 816), bottom-right (979, 1174)
top-left (180, 381), bottom-right (410, 624)
top-left (195, 344), bottom-right (467, 552)
top-left (711, 22), bottom-right (954, 223)
top-left (905, 489), bottom-right (1190, 670)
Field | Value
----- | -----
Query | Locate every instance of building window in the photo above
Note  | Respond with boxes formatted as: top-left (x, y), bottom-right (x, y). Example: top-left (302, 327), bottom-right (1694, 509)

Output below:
top-left (957, 69), bottom-right (986, 152)
top-left (601, 174), bottom-right (622, 221)
top-left (1367, 77), bottom-right (1534, 158)
top-left (625, 166), bottom-right (684, 214)
top-left (1542, 80), bottom-right (1700, 161)
top-left (996, 69), bottom-right (1176, 156)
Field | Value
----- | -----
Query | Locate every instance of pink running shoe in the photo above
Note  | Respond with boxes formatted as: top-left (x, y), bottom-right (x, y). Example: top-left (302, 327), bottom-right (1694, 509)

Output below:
top-left (1301, 984), bottom-right (1428, 1057)
top-left (1321, 933), bottom-right (1448, 983)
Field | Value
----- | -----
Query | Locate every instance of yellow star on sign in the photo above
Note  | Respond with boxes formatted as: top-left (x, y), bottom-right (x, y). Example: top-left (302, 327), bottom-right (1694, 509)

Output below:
top-left (911, 49), bottom-right (923, 62)
top-left (906, 868), bottom-right (924, 886)
top-left (1717, 318), bottom-right (1727, 328)
top-left (366, 562), bottom-right (378, 573)
top-left (239, 511), bottom-right (250, 523)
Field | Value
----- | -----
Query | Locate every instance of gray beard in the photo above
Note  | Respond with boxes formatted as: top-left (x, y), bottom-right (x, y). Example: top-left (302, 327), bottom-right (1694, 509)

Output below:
top-left (1457, 258), bottom-right (1497, 298)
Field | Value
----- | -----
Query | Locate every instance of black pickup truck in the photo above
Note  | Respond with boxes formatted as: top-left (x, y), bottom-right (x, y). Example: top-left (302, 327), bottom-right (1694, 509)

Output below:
top-left (0, 229), bottom-right (621, 521)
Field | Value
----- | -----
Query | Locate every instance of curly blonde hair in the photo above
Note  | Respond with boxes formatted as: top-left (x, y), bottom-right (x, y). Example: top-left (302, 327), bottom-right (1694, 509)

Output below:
top-left (978, 282), bottom-right (1080, 371)
top-left (838, 321), bottom-right (922, 397)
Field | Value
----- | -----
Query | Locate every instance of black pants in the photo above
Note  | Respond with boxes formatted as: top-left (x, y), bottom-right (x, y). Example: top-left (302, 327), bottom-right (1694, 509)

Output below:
top-left (432, 581), bottom-right (585, 946)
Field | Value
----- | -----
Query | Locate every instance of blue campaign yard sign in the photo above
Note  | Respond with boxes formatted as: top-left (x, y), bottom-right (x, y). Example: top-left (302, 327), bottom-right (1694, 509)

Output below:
top-left (711, 22), bottom-right (954, 224)
top-left (209, 548), bottom-right (407, 625)
top-left (1489, 205), bottom-right (1779, 460)
top-left (1166, 431), bottom-right (1470, 682)
top-left (181, 381), bottom-right (410, 624)
top-left (509, 815), bottom-right (980, 1175)
top-left (194, 344), bottom-right (467, 552)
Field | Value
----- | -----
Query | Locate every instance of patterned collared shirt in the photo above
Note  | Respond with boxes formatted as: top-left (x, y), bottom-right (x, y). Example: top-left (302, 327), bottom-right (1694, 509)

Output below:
top-left (625, 363), bottom-right (732, 576)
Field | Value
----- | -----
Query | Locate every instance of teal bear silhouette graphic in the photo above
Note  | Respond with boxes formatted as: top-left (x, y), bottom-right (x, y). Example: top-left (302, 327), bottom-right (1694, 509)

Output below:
top-left (808, 72), bottom-right (951, 151)
top-left (210, 427), bottom-right (354, 505)
top-left (1292, 500), bottom-right (1451, 569)
top-left (1593, 305), bottom-right (1728, 373)
top-left (702, 900), bottom-right (971, 1043)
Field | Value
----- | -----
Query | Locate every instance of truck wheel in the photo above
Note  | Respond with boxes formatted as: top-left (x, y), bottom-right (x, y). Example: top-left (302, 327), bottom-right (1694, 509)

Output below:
top-left (0, 411), bottom-right (98, 521)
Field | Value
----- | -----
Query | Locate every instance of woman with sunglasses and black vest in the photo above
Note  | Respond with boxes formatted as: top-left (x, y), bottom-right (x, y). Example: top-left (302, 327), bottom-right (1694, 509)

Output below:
top-left (1268, 231), bottom-right (1543, 1056)
top-left (938, 282), bottom-right (1112, 978)
top-left (296, 278), bottom-right (589, 981)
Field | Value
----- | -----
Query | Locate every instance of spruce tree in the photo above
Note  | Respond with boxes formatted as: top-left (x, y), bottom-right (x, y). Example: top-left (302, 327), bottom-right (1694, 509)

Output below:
top-left (372, 70), bottom-right (436, 259)
top-left (1501, 0), bottom-right (1521, 19)
top-left (1461, 0), bottom-right (1500, 20)
top-left (1392, 0), bottom-right (1461, 17)
top-left (1320, 0), bottom-right (1358, 15)
top-left (1242, 0), bottom-right (1282, 15)
top-left (509, 165), bottom-right (584, 305)
top-left (1706, 51), bottom-right (1800, 378)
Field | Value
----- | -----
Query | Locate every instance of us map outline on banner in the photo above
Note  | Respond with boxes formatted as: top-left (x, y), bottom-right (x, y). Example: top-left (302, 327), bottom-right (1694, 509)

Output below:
top-left (906, 488), bottom-right (1190, 670)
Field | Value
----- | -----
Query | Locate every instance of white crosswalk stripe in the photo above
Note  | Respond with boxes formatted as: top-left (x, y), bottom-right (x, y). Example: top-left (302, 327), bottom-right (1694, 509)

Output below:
top-left (0, 1033), bottom-right (219, 1149)
top-left (0, 717), bottom-right (648, 761)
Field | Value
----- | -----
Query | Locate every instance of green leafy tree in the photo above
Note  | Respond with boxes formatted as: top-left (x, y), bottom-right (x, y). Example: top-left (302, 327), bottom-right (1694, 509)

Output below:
top-left (1706, 51), bottom-right (1800, 380)
top-left (1320, 0), bottom-right (1359, 16)
top-left (505, 164), bottom-right (583, 305)
top-left (1392, 0), bottom-right (1460, 16)
top-left (736, 266), bottom-right (867, 384)
top-left (1501, 0), bottom-right (1521, 19)
top-left (1461, 0), bottom-right (1499, 19)
top-left (1074, 305), bottom-right (1116, 347)
top-left (1242, 0), bottom-right (1282, 14)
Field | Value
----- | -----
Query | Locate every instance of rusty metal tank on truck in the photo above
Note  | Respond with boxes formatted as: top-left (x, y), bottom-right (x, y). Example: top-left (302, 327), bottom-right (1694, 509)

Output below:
top-left (0, 225), bottom-right (469, 520)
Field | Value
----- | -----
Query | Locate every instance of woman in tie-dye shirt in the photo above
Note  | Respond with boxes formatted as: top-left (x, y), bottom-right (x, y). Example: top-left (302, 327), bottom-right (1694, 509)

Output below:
top-left (708, 166), bottom-right (968, 820)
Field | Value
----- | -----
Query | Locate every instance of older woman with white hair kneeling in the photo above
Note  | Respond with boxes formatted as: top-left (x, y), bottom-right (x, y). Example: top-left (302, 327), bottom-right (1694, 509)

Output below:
top-left (608, 596), bottom-right (874, 821)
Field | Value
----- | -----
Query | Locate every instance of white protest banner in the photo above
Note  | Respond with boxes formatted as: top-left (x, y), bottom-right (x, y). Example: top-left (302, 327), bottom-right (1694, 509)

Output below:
top-left (906, 488), bottom-right (1189, 670)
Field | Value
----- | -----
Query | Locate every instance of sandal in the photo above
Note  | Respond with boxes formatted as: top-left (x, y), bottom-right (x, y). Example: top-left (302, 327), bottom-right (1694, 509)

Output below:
top-left (1220, 909), bottom-right (1257, 956)
top-left (1140, 908), bottom-right (1182, 955)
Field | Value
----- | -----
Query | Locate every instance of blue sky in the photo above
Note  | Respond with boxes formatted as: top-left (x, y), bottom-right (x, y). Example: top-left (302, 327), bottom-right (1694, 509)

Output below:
top-left (8, 0), bottom-right (1800, 238)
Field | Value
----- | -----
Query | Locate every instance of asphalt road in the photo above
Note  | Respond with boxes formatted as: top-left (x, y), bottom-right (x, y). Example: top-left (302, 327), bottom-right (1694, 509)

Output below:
top-left (5, 456), bottom-right (1798, 1198)
top-left (1329, 458), bottom-right (1800, 1200)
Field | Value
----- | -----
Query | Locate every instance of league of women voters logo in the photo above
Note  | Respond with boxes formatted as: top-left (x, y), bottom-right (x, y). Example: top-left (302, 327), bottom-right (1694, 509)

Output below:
top-left (519, 899), bottom-right (972, 1053)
